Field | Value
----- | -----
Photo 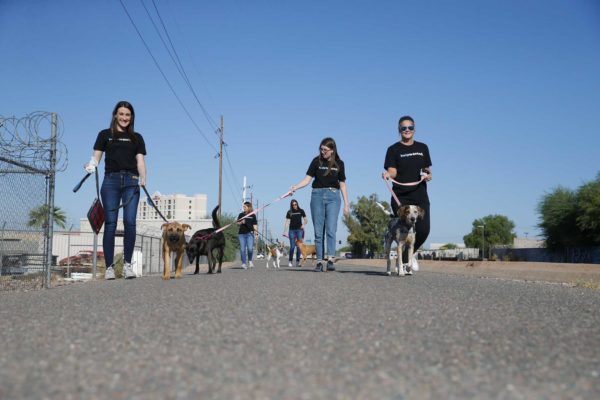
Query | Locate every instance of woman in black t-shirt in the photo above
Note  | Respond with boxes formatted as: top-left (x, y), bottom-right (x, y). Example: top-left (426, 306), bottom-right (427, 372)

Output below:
top-left (283, 199), bottom-right (308, 267)
top-left (236, 201), bottom-right (258, 269)
top-left (383, 115), bottom-right (432, 270)
top-left (84, 101), bottom-right (147, 280)
top-left (290, 137), bottom-right (349, 272)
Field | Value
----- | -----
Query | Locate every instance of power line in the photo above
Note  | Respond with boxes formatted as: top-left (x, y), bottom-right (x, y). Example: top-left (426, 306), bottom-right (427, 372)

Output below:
top-left (118, 0), bottom-right (218, 153)
top-left (146, 0), bottom-right (219, 130)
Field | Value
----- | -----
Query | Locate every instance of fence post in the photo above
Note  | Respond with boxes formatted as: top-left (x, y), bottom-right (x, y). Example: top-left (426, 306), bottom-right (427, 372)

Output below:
top-left (45, 113), bottom-right (58, 289)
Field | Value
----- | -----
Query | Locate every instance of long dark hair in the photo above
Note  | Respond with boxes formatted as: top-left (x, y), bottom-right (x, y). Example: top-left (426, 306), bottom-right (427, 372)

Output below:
top-left (110, 100), bottom-right (137, 143)
top-left (289, 199), bottom-right (300, 211)
top-left (318, 137), bottom-right (341, 176)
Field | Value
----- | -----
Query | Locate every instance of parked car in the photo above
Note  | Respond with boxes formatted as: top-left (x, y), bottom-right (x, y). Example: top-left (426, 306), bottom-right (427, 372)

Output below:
top-left (344, 252), bottom-right (353, 259)
top-left (59, 250), bottom-right (104, 266)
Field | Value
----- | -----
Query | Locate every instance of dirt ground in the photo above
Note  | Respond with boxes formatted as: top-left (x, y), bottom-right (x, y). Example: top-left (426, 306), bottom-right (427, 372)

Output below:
top-left (337, 258), bottom-right (600, 286)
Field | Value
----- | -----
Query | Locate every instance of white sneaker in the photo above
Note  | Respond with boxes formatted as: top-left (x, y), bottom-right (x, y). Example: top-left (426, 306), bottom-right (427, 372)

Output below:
top-left (123, 262), bottom-right (136, 279)
top-left (105, 266), bottom-right (115, 280)
top-left (412, 256), bottom-right (420, 271)
top-left (288, 261), bottom-right (293, 267)
top-left (249, 261), bottom-right (254, 268)
top-left (241, 263), bottom-right (248, 270)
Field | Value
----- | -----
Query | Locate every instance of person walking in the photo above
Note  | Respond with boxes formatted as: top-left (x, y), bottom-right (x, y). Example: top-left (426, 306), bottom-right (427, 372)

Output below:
top-left (283, 199), bottom-right (308, 267)
top-left (290, 137), bottom-right (349, 272)
top-left (84, 101), bottom-right (147, 280)
top-left (382, 115), bottom-right (432, 271)
top-left (237, 201), bottom-right (258, 269)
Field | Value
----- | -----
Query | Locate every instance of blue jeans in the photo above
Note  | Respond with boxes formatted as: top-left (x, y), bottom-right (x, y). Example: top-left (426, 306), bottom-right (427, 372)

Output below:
top-left (238, 233), bottom-right (254, 264)
top-left (288, 229), bottom-right (304, 262)
top-left (101, 171), bottom-right (140, 266)
top-left (310, 188), bottom-right (341, 261)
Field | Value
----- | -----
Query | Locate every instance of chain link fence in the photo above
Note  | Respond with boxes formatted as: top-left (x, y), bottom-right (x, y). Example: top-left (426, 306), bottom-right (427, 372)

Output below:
top-left (1, 112), bottom-right (66, 290)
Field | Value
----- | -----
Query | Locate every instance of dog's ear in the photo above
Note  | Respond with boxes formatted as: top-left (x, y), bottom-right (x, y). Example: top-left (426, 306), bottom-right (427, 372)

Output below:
top-left (418, 207), bottom-right (426, 219)
top-left (397, 206), bottom-right (408, 218)
top-left (161, 223), bottom-right (168, 230)
top-left (182, 224), bottom-right (192, 231)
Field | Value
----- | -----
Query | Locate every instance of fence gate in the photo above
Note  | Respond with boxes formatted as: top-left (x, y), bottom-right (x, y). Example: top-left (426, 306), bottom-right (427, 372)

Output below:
top-left (0, 112), bottom-right (67, 290)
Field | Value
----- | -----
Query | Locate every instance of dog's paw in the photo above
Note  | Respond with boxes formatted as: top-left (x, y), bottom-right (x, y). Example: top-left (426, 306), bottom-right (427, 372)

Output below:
top-left (162, 275), bottom-right (171, 280)
top-left (386, 270), bottom-right (392, 276)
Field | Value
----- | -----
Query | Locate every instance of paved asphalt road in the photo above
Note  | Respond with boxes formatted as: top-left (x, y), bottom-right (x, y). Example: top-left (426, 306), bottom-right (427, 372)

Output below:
top-left (1, 261), bottom-right (599, 400)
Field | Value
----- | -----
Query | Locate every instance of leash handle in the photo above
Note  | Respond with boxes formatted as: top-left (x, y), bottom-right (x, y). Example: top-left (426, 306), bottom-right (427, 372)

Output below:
top-left (73, 172), bottom-right (92, 193)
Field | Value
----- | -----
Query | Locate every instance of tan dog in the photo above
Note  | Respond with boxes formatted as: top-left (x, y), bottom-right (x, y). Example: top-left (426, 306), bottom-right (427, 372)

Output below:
top-left (161, 222), bottom-right (191, 280)
top-left (295, 238), bottom-right (317, 266)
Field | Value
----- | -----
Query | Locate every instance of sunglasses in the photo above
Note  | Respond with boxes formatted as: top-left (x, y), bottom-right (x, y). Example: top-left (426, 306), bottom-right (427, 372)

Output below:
top-left (400, 126), bottom-right (415, 132)
top-left (320, 147), bottom-right (333, 153)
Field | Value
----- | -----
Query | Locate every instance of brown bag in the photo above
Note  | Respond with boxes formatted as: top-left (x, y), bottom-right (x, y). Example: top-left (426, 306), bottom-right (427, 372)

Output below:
top-left (87, 169), bottom-right (104, 234)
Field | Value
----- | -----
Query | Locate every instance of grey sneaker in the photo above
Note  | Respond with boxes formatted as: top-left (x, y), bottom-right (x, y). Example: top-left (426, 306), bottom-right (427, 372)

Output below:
top-left (326, 259), bottom-right (335, 272)
top-left (123, 262), bottom-right (136, 279)
top-left (105, 266), bottom-right (115, 280)
top-left (313, 262), bottom-right (324, 272)
top-left (288, 261), bottom-right (293, 267)
top-left (249, 261), bottom-right (254, 268)
top-left (241, 263), bottom-right (248, 270)
top-left (295, 261), bottom-right (301, 268)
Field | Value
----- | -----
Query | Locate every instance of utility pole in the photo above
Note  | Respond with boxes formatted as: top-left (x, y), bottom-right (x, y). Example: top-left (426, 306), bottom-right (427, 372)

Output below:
top-left (218, 116), bottom-right (223, 219)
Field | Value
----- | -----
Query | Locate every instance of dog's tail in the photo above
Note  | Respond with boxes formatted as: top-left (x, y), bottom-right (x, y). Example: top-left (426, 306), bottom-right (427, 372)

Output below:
top-left (211, 205), bottom-right (221, 229)
top-left (376, 202), bottom-right (393, 216)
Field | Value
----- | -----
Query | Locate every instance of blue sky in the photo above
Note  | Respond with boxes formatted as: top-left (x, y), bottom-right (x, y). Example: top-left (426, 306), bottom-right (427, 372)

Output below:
top-left (1, 0), bottom-right (599, 247)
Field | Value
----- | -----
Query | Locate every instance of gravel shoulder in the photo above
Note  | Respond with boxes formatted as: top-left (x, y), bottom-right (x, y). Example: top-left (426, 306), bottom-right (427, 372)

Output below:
top-left (338, 259), bottom-right (600, 286)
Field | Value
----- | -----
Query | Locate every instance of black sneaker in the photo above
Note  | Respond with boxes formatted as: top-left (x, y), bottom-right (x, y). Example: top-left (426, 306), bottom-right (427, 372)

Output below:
top-left (326, 260), bottom-right (335, 271)
top-left (313, 262), bottom-right (323, 272)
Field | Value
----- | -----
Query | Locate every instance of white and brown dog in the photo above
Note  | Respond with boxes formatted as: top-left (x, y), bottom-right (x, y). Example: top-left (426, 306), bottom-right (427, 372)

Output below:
top-left (266, 242), bottom-right (286, 269)
top-left (382, 204), bottom-right (425, 276)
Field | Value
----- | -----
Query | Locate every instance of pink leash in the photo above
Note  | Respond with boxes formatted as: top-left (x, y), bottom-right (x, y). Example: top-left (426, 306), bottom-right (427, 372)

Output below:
top-left (192, 190), bottom-right (293, 241)
top-left (382, 172), bottom-right (426, 207)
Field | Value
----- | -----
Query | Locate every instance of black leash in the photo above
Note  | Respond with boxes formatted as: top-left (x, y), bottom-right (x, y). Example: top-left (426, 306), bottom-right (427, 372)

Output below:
top-left (73, 170), bottom-right (136, 212)
top-left (141, 185), bottom-right (169, 223)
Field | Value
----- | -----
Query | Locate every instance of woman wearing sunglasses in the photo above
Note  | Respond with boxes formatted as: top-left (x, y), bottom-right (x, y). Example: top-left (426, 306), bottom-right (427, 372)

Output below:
top-left (290, 137), bottom-right (350, 272)
top-left (382, 115), bottom-right (432, 271)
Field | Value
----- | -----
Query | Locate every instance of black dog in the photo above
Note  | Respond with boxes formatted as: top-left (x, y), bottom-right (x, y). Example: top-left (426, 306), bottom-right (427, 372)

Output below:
top-left (185, 205), bottom-right (226, 274)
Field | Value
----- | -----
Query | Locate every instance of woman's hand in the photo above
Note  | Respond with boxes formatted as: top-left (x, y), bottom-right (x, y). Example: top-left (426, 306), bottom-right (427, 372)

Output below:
top-left (343, 203), bottom-right (350, 216)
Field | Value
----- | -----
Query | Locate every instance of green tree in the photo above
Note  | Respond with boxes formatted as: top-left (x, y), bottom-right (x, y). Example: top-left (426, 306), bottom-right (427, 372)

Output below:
top-left (27, 204), bottom-right (67, 229)
top-left (220, 213), bottom-right (240, 262)
top-left (343, 194), bottom-right (390, 257)
top-left (440, 243), bottom-right (458, 250)
top-left (463, 215), bottom-right (516, 258)
top-left (537, 186), bottom-right (584, 249)
top-left (575, 173), bottom-right (600, 244)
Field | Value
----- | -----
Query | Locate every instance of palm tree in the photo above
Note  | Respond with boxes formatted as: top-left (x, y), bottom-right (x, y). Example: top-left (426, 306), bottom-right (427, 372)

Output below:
top-left (27, 204), bottom-right (67, 229)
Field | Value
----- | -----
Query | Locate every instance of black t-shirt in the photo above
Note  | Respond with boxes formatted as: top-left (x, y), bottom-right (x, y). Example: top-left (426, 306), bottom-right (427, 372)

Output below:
top-left (384, 141), bottom-right (432, 205)
top-left (237, 212), bottom-right (258, 234)
top-left (306, 156), bottom-right (346, 189)
top-left (93, 129), bottom-right (147, 174)
top-left (286, 208), bottom-right (306, 230)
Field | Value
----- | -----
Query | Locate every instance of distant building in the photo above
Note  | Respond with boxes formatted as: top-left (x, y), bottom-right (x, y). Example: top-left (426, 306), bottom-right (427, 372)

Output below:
top-left (513, 237), bottom-right (545, 248)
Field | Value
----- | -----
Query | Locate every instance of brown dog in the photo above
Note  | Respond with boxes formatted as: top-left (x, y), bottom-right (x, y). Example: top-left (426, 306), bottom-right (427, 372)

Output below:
top-left (161, 222), bottom-right (191, 280)
top-left (295, 238), bottom-right (317, 266)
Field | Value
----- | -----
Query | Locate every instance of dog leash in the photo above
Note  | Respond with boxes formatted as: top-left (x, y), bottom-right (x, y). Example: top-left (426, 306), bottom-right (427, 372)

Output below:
top-left (141, 185), bottom-right (169, 223)
top-left (382, 171), bottom-right (427, 208)
top-left (191, 190), bottom-right (293, 242)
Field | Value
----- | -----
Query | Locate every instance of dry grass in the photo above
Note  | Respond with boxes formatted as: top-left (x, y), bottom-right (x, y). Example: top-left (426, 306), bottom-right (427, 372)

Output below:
top-left (573, 279), bottom-right (600, 290)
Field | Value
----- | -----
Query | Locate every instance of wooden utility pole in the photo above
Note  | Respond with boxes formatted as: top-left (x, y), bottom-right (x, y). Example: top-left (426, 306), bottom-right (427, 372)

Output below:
top-left (218, 116), bottom-right (223, 219)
